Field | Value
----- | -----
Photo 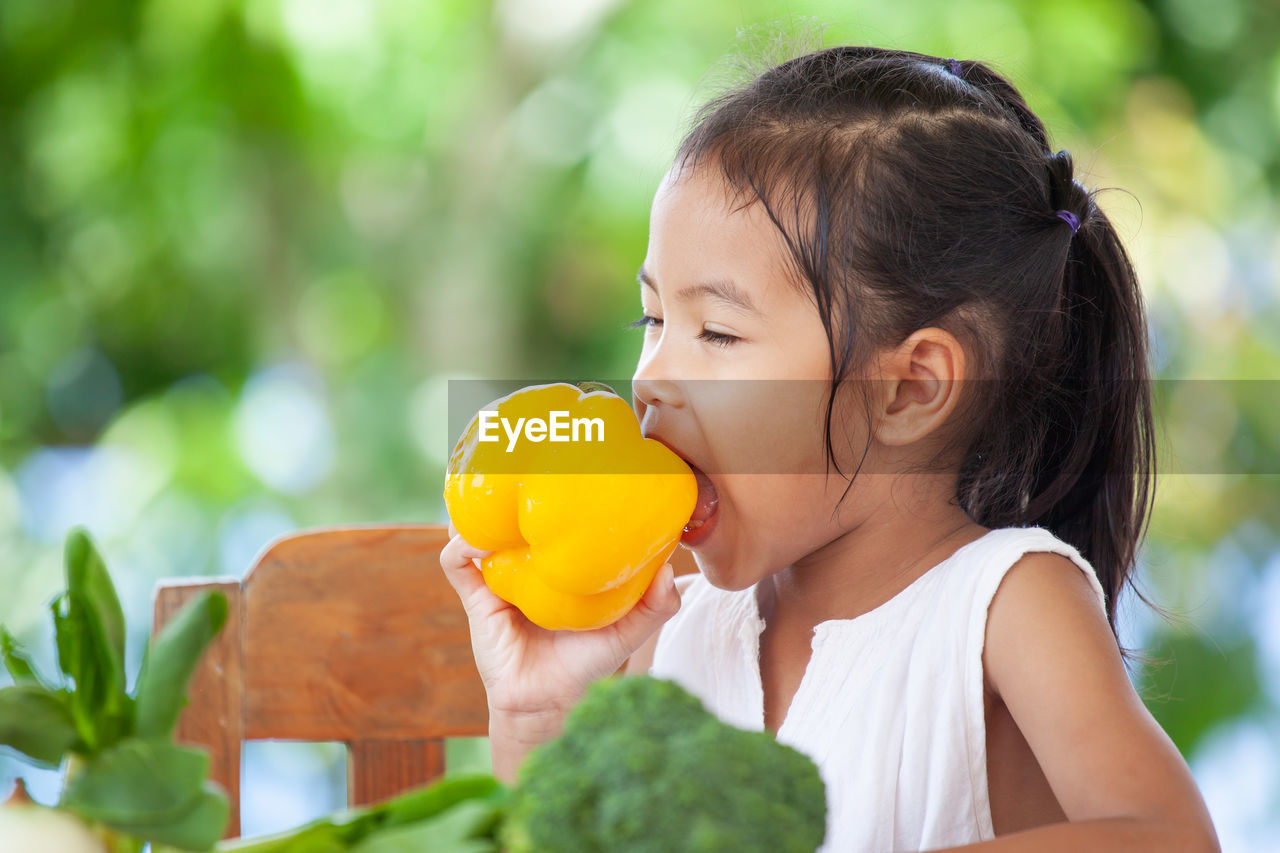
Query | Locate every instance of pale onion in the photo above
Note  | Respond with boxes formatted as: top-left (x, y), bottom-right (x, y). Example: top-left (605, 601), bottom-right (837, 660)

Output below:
top-left (0, 788), bottom-right (107, 853)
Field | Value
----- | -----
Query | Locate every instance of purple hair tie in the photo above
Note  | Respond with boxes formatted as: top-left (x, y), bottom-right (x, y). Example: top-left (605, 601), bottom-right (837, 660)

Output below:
top-left (1055, 209), bottom-right (1080, 234)
top-left (944, 57), bottom-right (962, 76)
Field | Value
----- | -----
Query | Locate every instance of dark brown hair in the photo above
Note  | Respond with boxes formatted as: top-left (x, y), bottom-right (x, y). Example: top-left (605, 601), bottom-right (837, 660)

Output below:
top-left (671, 45), bottom-right (1157, 654)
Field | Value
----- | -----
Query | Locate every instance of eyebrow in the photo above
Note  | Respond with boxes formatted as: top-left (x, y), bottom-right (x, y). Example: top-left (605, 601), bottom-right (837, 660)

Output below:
top-left (636, 266), bottom-right (758, 315)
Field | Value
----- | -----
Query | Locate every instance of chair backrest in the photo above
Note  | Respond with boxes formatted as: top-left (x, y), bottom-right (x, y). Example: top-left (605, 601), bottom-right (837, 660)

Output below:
top-left (152, 523), bottom-right (700, 838)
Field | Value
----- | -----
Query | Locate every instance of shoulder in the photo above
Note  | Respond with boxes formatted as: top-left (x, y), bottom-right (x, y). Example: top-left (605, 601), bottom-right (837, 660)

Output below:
top-left (967, 526), bottom-right (1108, 617)
top-left (991, 549), bottom-right (1106, 620)
top-left (624, 571), bottom-right (703, 676)
top-left (981, 548), bottom-right (1116, 701)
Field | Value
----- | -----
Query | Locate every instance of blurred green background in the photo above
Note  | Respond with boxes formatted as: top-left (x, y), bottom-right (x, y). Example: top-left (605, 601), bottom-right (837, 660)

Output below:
top-left (1, 0), bottom-right (1278, 848)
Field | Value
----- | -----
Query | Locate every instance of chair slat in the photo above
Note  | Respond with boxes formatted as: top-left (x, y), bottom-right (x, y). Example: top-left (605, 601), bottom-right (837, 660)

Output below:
top-left (154, 579), bottom-right (244, 838)
top-left (348, 738), bottom-right (447, 807)
top-left (241, 526), bottom-right (489, 741)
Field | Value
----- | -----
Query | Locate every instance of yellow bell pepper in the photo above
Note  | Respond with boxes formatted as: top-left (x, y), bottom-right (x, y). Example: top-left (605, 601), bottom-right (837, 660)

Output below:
top-left (443, 381), bottom-right (697, 631)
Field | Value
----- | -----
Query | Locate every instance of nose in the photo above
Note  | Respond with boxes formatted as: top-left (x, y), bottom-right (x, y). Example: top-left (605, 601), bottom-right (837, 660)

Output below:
top-left (631, 344), bottom-right (686, 417)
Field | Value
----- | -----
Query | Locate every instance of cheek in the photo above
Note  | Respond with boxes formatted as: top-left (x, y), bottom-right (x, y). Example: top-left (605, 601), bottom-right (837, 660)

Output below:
top-left (699, 379), bottom-right (830, 475)
top-left (720, 475), bottom-right (828, 525)
top-left (705, 474), bottom-right (841, 582)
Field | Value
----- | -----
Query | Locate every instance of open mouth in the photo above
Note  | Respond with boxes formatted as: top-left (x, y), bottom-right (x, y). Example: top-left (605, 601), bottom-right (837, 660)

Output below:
top-left (643, 431), bottom-right (722, 543)
top-left (682, 461), bottom-right (720, 540)
top-left (684, 463), bottom-right (719, 532)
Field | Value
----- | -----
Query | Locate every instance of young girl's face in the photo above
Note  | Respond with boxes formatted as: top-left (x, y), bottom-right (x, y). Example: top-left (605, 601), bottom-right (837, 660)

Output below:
top-left (631, 163), bottom-right (870, 590)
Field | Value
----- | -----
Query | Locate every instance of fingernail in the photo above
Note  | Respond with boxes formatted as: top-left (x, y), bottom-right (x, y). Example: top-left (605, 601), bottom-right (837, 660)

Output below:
top-left (665, 564), bottom-right (677, 594)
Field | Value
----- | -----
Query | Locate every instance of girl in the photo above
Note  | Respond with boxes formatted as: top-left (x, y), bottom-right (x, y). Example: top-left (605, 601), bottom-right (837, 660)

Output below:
top-left (440, 46), bottom-right (1220, 852)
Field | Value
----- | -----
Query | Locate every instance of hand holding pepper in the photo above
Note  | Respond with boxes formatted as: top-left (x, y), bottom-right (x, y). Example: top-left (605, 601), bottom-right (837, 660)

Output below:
top-left (438, 381), bottom-right (696, 784)
top-left (439, 520), bottom-right (682, 783)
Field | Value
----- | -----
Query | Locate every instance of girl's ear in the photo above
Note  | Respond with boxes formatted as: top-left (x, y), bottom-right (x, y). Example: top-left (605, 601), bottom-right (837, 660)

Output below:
top-left (873, 327), bottom-right (967, 447)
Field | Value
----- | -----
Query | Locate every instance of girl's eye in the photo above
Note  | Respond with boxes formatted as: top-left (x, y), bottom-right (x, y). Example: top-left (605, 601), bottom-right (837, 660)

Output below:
top-left (696, 329), bottom-right (740, 348)
top-left (627, 315), bottom-right (740, 348)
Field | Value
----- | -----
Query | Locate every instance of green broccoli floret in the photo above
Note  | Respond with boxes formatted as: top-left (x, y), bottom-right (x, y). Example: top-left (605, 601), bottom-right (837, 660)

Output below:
top-left (500, 675), bottom-right (827, 852)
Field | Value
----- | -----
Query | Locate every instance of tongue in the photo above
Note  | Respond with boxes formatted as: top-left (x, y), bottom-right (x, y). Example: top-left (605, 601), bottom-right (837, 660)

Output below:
top-left (688, 467), bottom-right (719, 524)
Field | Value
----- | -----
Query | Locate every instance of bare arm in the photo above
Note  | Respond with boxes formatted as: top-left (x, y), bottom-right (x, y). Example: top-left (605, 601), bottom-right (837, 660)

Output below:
top-left (925, 552), bottom-right (1219, 853)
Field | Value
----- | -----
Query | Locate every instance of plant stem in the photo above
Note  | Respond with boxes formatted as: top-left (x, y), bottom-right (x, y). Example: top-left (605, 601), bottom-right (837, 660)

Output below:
top-left (94, 825), bottom-right (145, 853)
top-left (57, 753), bottom-right (86, 806)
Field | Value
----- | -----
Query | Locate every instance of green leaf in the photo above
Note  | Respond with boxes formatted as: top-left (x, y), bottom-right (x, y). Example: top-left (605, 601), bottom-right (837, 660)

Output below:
top-left (54, 527), bottom-right (132, 750)
top-left (206, 775), bottom-right (507, 853)
top-left (380, 774), bottom-right (505, 828)
top-left (348, 799), bottom-right (504, 853)
top-left (0, 626), bottom-right (49, 687)
top-left (206, 794), bottom-right (391, 852)
top-left (62, 737), bottom-right (211, 826)
top-left (51, 591), bottom-right (79, 685)
top-left (50, 592), bottom-right (97, 749)
top-left (211, 822), bottom-right (345, 853)
top-left (134, 590), bottom-right (229, 738)
top-left (0, 684), bottom-right (81, 766)
top-left (65, 527), bottom-right (127, 675)
top-left (111, 783), bottom-right (230, 852)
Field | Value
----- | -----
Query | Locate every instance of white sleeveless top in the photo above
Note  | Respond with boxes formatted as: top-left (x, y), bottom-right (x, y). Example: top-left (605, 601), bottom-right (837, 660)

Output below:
top-left (649, 525), bottom-right (1107, 853)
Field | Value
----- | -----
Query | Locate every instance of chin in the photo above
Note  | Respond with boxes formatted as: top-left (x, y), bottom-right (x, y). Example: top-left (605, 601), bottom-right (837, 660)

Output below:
top-left (686, 547), bottom-right (759, 593)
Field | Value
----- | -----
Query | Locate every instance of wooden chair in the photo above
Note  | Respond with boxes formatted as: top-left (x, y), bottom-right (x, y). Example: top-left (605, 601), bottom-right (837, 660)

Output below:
top-left (151, 523), bottom-right (700, 839)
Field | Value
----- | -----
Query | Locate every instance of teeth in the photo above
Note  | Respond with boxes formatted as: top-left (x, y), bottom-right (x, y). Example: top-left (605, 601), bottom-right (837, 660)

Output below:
top-left (683, 519), bottom-right (705, 532)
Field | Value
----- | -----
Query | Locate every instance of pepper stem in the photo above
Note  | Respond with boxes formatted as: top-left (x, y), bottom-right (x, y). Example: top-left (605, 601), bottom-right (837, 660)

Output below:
top-left (576, 381), bottom-right (618, 397)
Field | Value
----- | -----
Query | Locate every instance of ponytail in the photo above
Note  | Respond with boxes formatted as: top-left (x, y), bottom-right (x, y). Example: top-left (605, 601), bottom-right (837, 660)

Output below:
top-left (964, 150), bottom-right (1157, 644)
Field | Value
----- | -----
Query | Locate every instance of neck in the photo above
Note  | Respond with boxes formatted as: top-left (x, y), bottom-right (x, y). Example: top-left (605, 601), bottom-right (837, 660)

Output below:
top-left (757, 492), bottom-right (988, 631)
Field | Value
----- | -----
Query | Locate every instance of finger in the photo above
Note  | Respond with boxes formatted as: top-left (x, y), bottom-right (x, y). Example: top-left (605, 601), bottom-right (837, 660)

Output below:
top-left (439, 533), bottom-right (496, 600)
top-left (601, 563), bottom-right (681, 657)
top-left (442, 518), bottom-right (493, 559)
top-left (445, 518), bottom-right (493, 559)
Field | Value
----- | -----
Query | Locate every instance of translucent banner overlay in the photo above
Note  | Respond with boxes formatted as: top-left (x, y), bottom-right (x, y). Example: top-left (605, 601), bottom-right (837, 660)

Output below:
top-left (445, 379), bottom-right (1280, 476)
